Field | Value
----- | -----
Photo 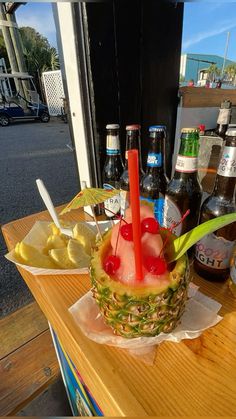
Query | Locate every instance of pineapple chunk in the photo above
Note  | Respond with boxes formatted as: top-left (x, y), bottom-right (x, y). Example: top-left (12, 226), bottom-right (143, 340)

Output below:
top-left (73, 223), bottom-right (95, 255)
top-left (67, 239), bottom-right (90, 267)
top-left (17, 241), bottom-right (56, 269)
top-left (49, 247), bottom-right (76, 269)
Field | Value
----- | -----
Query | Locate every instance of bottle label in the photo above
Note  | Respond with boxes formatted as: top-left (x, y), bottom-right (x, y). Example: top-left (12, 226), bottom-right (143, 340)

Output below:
top-left (147, 153), bottom-right (162, 168)
top-left (163, 196), bottom-right (182, 236)
top-left (140, 196), bottom-right (165, 226)
top-left (217, 146), bottom-right (236, 177)
top-left (217, 108), bottom-right (231, 125)
top-left (175, 155), bottom-right (198, 173)
top-left (106, 135), bottom-right (120, 155)
top-left (103, 183), bottom-right (120, 217)
top-left (195, 233), bottom-right (235, 270)
top-left (120, 189), bottom-right (129, 217)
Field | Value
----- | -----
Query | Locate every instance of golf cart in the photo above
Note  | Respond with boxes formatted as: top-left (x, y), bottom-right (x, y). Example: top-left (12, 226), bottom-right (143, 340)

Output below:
top-left (0, 72), bottom-right (50, 126)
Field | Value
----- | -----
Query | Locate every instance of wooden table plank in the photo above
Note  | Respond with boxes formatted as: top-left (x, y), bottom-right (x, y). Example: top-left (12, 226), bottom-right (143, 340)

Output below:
top-left (2, 208), bottom-right (236, 416)
top-left (0, 330), bottom-right (59, 416)
top-left (0, 302), bottom-right (48, 359)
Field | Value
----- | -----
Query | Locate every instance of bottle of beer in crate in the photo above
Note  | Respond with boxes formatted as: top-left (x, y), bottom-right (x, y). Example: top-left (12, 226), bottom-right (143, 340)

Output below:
top-left (164, 127), bottom-right (202, 236)
top-left (194, 129), bottom-right (236, 281)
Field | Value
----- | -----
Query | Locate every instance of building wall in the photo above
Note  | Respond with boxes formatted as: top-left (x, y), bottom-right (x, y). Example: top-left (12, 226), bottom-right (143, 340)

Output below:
top-left (180, 53), bottom-right (236, 83)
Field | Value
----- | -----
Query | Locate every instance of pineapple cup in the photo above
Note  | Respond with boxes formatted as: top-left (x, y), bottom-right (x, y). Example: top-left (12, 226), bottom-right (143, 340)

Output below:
top-left (90, 230), bottom-right (190, 339)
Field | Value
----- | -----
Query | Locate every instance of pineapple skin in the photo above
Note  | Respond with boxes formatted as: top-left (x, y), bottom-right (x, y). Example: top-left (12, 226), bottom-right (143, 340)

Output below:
top-left (90, 231), bottom-right (190, 338)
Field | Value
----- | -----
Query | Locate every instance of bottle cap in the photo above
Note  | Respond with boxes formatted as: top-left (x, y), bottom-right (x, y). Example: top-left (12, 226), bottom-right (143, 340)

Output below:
top-left (106, 124), bottom-right (120, 130)
top-left (226, 129), bottom-right (236, 136)
top-left (149, 125), bottom-right (166, 132)
top-left (199, 124), bottom-right (205, 132)
top-left (181, 127), bottom-right (199, 133)
top-left (126, 124), bottom-right (141, 131)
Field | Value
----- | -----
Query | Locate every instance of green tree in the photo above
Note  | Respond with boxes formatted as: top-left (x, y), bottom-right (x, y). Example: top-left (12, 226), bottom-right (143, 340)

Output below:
top-left (225, 64), bottom-right (236, 85)
top-left (19, 26), bottom-right (60, 94)
top-left (207, 64), bottom-right (221, 82)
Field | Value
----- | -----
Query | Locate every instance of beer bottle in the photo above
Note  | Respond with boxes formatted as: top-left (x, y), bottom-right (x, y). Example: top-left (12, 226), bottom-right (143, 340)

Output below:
top-left (194, 130), bottom-right (236, 282)
top-left (102, 124), bottom-right (124, 219)
top-left (120, 124), bottom-right (143, 216)
top-left (164, 128), bottom-right (202, 236)
top-left (140, 125), bottom-right (168, 225)
top-left (215, 99), bottom-right (231, 140)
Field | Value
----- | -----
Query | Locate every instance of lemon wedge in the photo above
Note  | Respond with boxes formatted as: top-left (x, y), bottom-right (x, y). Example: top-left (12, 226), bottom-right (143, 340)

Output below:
top-left (18, 241), bottom-right (56, 269)
top-left (73, 223), bottom-right (95, 255)
top-left (49, 248), bottom-right (76, 269)
top-left (67, 239), bottom-right (90, 267)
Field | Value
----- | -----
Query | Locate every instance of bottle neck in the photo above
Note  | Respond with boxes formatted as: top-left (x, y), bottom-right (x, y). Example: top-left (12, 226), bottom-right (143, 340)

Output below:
top-left (215, 107), bottom-right (231, 139)
top-left (106, 132), bottom-right (121, 156)
top-left (174, 132), bottom-right (199, 176)
top-left (146, 131), bottom-right (166, 174)
top-left (124, 130), bottom-right (141, 167)
top-left (213, 142), bottom-right (236, 200)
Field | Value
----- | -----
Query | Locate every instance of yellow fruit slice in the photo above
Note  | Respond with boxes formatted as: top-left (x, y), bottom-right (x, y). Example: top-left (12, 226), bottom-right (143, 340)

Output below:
top-left (49, 222), bottom-right (61, 236)
top-left (14, 242), bottom-right (25, 263)
top-left (49, 248), bottom-right (76, 269)
top-left (73, 223), bottom-right (95, 255)
top-left (46, 234), bottom-right (67, 251)
top-left (67, 239), bottom-right (90, 268)
top-left (18, 241), bottom-right (56, 269)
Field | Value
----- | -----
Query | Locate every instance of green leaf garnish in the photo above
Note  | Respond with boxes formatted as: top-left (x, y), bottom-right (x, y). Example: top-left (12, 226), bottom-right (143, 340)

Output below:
top-left (166, 213), bottom-right (236, 262)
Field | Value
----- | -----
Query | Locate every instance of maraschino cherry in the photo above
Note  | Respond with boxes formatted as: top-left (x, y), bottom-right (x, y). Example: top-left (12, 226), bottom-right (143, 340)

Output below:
top-left (120, 223), bottom-right (133, 241)
top-left (104, 255), bottom-right (120, 275)
top-left (144, 255), bottom-right (167, 275)
top-left (141, 217), bottom-right (159, 234)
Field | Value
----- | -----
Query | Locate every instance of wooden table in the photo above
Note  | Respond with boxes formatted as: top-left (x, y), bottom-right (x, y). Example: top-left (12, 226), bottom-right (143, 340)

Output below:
top-left (2, 208), bottom-right (236, 416)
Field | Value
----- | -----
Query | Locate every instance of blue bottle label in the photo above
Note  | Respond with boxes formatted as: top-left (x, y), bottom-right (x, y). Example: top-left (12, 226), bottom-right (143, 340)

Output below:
top-left (147, 152), bottom-right (162, 167)
top-left (140, 196), bottom-right (165, 226)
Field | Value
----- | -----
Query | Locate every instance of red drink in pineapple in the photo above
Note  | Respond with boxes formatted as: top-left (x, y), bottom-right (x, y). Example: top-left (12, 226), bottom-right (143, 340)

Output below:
top-left (91, 149), bottom-right (189, 338)
top-left (91, 203), bottom-right (189, 338)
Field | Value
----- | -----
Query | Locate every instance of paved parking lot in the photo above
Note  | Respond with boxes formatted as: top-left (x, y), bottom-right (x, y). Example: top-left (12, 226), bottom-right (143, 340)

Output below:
top-left (0, 119), bottom-right (79, 317)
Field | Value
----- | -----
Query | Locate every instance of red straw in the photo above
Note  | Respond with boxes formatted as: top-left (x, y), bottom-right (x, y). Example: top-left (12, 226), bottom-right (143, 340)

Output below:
top-left (127, 149), bottom-right (143, 281)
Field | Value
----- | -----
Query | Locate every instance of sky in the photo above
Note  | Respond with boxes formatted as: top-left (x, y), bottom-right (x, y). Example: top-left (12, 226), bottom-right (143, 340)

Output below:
top-left (183, 2), bottom-right (236, 61)
top-left (15, 2), bottom-right (236, 62)
top-left (16, 3), bottom-right (57, 48)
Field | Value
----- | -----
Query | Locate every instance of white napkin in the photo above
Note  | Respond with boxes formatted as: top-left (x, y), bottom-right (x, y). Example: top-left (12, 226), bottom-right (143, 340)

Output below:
top-left (69, 283), bottom-right (222, 363)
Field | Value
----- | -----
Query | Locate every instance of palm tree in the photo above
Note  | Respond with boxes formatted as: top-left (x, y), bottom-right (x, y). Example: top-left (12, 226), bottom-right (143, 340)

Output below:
top-left (19, 27), bottom-right (60, 97)
top-left (207, 64), bottom-right (221, 82)
top-left (225, 64), bottom-right (236, 85)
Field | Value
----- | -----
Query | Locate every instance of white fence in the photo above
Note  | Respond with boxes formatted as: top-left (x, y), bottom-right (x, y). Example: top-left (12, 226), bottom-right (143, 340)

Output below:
top-left (42, 70), bottom-right (64, 116)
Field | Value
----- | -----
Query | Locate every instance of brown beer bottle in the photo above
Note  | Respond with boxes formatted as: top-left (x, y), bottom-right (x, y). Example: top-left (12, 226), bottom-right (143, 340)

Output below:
top-left (102, 124), bottom-right (124, 219)
top-left (120, 124), bottom-right (143, 216)
top-left (140, 125), bottom-right (169, 225)
top-left (163, 128), bottom-right (202, 236)
top-left (194, 130), bottom-right (236, 282)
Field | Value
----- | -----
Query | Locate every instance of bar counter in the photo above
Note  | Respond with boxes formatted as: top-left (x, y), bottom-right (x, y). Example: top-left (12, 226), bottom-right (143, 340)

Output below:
top-left (2, 208), bottom-right (236, 416)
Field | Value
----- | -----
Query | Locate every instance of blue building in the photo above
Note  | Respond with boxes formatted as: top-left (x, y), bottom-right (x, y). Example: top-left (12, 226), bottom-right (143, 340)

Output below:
top-left (180, 53), bottom-right (236, 83)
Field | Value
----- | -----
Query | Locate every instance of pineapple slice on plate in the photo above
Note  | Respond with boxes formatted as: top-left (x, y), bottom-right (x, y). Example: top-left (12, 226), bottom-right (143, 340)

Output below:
top-left (46, 234), bottom-right (68, 251)
top-left (73, 223), bottom-right (96, 255)
top-left (49, 247), bottom-right (76, 269)
top-left (17, 241), bottom-right (56, 269)
top-left (67, 239), bottom-right (90, 268)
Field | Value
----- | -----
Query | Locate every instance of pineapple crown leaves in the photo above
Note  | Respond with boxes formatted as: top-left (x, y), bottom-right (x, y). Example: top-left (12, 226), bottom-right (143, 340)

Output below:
top-left (166, 212), bottom-right (236, 263)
